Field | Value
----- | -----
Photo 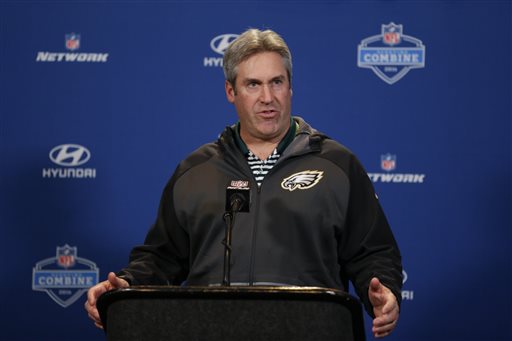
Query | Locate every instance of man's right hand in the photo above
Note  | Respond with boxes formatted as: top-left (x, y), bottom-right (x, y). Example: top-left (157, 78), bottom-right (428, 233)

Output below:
top-left (84, 272), bottom-right (129, 329)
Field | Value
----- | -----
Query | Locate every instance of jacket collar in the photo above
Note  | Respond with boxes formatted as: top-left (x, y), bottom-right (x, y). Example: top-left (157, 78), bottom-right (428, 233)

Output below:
top-left (219, 116), bottom-right (327, 157)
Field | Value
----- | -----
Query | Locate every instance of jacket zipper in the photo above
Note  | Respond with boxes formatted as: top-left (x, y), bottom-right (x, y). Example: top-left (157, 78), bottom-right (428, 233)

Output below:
top-left (230, 150), bottom-right (260, 286)
top-left (246, 152), bottom-right (309, 285)
top-left (248, 181), bottom-right (261, 285)
top-left (228, 131), bottom-right (317, 286)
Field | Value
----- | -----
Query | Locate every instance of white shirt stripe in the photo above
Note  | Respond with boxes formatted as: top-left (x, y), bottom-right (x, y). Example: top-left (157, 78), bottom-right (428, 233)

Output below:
top-left (247, 149), bottom-right (280, 187)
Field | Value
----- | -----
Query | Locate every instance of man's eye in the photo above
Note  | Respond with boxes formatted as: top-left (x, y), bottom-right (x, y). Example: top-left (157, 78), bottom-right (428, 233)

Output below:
top-left (273, 79), bottom-right (283, 85)
top-left (247, 82), bottom-right (259, 88)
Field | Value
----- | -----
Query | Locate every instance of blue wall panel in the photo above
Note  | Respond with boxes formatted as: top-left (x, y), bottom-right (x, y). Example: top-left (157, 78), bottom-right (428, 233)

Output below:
top-left (0, 1), bottom-right (510, 340)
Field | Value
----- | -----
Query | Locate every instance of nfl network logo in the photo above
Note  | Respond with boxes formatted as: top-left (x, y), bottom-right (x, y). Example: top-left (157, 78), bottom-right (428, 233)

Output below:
top-left (65, 33), bottom-right (80, 51)
top-left (36, 33), bottom-right (108, 62)
top-left (32, 245), bottom-right (99, 307)
top-left (369, 153), bottom-right (426, 183)
top-left (381, 153), bottom-right (397, 172)
top-left (357, 23), bottom-right (426, 84)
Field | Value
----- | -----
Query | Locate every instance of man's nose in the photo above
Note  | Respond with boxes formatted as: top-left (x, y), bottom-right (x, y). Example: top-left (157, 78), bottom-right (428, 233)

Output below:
top-left (259, 83), bottom-right (273, 103)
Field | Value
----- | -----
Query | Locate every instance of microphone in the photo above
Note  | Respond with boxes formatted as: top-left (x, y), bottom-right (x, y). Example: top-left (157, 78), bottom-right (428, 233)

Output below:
top-left (225, 181), bottom-right (250, 213)
top-left (222, 180), bottom-right (250, 286)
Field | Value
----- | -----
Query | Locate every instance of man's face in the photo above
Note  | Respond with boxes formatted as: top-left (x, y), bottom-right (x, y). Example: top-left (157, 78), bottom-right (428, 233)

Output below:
top-left (225, 51), bottom-right (292, 144)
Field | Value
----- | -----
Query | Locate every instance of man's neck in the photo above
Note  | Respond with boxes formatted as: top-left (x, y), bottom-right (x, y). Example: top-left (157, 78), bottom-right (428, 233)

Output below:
top-left (246, 141), bottom-right (279, 160)
top-left (236, 117), bottom-right (294, 160)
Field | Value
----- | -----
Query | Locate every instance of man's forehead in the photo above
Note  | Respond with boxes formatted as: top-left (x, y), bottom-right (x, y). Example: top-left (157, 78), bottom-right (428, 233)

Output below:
top-left (237, 52), bottom-right (288, 81)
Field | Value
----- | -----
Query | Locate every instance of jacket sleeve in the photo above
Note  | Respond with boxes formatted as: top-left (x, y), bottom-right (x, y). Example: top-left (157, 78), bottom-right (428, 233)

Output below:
top-left (338, 154), bottom-right (403, 317)
top-left (116, 167), bottom-right (190, 286)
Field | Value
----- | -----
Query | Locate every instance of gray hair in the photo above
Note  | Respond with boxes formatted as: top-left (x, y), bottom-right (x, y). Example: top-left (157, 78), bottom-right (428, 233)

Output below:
top-left (223, 29), bottom-right (292, 88)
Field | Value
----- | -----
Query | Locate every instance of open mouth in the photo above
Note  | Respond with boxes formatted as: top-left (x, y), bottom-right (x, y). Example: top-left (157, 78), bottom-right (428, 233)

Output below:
top-left (258, 109), bottom-right (277, 117)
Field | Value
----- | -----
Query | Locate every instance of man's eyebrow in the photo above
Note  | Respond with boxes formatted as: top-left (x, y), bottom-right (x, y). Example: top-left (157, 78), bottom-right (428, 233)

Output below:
top-left (271, 75), bottom-right (286, 81)
top-left (242, 78), bottom-right (263, 84)
top-left (242, 75), bottom-right (286, 84)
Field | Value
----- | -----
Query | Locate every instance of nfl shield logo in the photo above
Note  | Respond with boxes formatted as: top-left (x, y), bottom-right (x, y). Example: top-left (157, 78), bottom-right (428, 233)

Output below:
top-left (382, 23), bottom-right (402, 46)
top-left (381, 154), bottom-right (397, 172)
top-left (57, 245), bottom-right (76, 268)
top-left (65, 33), bottom-right (80, 51)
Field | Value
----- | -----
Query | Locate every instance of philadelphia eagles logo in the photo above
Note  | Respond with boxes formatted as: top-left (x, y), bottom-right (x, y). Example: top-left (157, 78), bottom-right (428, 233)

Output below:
top-left (281, 170), bottom-right (324, 191)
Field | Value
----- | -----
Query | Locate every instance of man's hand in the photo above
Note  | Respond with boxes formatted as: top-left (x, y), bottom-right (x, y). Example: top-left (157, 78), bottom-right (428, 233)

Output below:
top-left (368, 277), bottom-right (400, 338)
top-left (84, 272), bottom-right (129, 329)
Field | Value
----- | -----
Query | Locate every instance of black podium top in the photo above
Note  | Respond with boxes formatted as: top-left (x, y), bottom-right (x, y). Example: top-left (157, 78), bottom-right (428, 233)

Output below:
top-left (98, 286), bottom-right (366, 341)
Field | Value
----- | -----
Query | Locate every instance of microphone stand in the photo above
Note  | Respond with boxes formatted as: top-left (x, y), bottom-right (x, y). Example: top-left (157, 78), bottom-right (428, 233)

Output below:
top-left (222, 198), bottom-right (241, 286)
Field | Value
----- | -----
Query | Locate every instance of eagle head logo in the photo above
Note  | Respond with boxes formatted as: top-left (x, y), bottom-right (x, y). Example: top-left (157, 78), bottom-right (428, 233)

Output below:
top-left (281, 170), bottom-right (324, 191)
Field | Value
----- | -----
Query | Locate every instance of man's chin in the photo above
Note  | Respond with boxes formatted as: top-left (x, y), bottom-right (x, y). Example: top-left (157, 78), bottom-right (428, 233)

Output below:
top-left (253, 126), bottom-right (286, 141)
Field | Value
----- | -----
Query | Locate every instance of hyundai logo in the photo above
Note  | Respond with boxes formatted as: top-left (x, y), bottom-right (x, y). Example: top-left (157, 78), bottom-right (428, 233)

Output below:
top-left (49, 144), bottom-right (91, 167)
top-left (210, 34), bottom-right (239, 55)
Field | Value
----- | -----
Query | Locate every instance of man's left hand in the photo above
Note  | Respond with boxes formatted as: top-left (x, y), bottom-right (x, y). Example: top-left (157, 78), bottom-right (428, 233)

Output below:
top-left (368, 277), bottom-right (400, 338)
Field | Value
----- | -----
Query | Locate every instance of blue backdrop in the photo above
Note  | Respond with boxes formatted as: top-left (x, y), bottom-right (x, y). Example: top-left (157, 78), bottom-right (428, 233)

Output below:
top-left (0, 0), bottom-right (510, 340)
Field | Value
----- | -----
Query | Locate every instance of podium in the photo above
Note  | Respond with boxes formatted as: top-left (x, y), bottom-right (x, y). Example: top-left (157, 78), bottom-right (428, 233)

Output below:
top-left (97, 286), bottom-right (366, 341)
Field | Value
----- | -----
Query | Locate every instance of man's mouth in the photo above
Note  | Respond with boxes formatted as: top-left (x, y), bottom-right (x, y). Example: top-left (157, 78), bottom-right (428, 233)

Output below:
top-left (258, 109), bottom-right (277, 117)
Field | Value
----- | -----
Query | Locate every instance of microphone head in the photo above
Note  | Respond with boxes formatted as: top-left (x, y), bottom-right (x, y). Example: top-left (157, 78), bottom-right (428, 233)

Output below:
top-left (225, 180), bottom-right (251, 212)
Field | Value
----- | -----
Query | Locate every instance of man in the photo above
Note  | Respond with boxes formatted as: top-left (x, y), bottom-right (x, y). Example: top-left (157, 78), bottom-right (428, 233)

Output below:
top-left (85, 29), bottom-right (402, 338)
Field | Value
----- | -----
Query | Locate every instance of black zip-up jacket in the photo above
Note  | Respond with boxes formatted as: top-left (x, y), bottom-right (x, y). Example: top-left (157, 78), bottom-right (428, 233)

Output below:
top-left (118, 117), bottom-right (403, 316)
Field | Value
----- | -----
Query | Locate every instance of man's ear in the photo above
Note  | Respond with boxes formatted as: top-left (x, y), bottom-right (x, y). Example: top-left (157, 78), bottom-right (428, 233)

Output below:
top-left (225, 80), bottom-right (236, 103)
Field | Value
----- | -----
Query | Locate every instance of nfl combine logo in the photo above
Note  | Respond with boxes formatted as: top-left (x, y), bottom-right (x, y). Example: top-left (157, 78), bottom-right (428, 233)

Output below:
top-left (32, 245), bottom-right (99, 308)
top-left (357, 22), bottom-right (426, 84)
top-left (381, 154), bottom-right (396, 172)
top-left (65, 33), bottom-right (80, 51)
